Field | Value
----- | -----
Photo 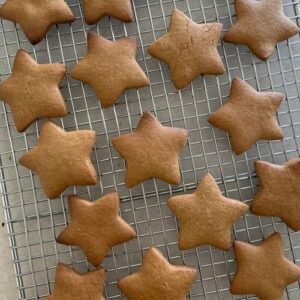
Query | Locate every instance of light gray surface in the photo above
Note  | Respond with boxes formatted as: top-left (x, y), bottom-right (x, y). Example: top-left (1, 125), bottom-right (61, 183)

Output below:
top-left (0, 207), bottom-right (18, 300)
top-left (0, 0), bottom-right (300, 299)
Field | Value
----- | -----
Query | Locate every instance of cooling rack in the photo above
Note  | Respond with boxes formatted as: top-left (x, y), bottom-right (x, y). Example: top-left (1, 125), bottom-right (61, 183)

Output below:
top-left (0, 0), bottom-right (300, 299)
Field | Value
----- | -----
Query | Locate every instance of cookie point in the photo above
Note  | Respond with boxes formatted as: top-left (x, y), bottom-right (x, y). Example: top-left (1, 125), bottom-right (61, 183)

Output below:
top-left (29, 37), bottom-right (42, 45)
top-left (174, 80), bottom-right (187, 90)
top-left (56, 233), bottom-right (65, 244)
top-left (254, 160), bottom-right (261, 168)
top-left (142, 111), bottom-right (156, 120)
top-left (87, 31), bottom-right (99, 41)
top-left (126, 35), bottom-right (137, 47)
top-left (232, 146), bottom-right (244, 156)
top-left (207, 113), bottom-right (215, 125)
top-left (232, 76), bottom-right (242, 84)
top-left (148, 246), bottom-right (161, 257)
top-left (125, 178), bottom-right (136, 189)
top-left (233, 239), bottom-right (244, 249)
top-left (68, 194), bottom-right (80, 203)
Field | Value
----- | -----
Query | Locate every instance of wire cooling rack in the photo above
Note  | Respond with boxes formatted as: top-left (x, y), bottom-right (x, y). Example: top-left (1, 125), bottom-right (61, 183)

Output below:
top-left (0, 0), bottom-right (300, 299)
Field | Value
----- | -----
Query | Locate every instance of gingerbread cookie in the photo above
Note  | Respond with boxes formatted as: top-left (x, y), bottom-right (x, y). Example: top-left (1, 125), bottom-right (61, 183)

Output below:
top-left (71, 32), bottom-right (149, 108)
top-left (168, 174), bottom-right (248, 251)
top-left (82, 0), bottom-right (133, 25)
top-left (231, 233), bottom-right (300, 299)
top-left (112, 112), bottom-right (188, 188)
top-left (251, 159), bottom-right (300, 231)
top-left (57, 192), bottom-right (136, 267)
top-left (0, 0), bottom-right (75, 45)
top-left (0, 49), bottom-right (67, 132)
top-left (208, 77), bottom-right (283, 155)
top-left (148, 9), bottom-right (225, 89)
top-left (47, 263), bottom-right (105, 300)
top-left (19, 122), bottom-right (97, 199)
top-left (223, 0), bottom-right (299, 60)
top-left (118, 247), bottom-right (197, 300)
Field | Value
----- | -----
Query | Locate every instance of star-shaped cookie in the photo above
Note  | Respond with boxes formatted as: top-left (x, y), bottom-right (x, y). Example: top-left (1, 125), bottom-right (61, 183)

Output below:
top-left (19, 121), bottom-right (97, 199)
top-left (231, 232), bottom-right (300, 299)
top-left (168, 174), bottom-right (248, 251)
top-left (0, 0), bottom-right (75, 44)
top-left (0, 50), bottom-right (67, 132)
top-left (224, 0), bottom-right (300, 60)
top-left (57, 192), bottom-right (136, 267)
top-left (208, 77), bottom-right (283, 155)
top-left (71, 32), bottom-right (149, 108)
top-left (111, 111), bottom-right (188, 188)
top-left (82, 0), bottom-right (133, 25)
top-left (251, 159), bottom-right (300, 231)
top-left (118, 247), bottom-right (197, 300)
top-left (47, 263), bottom-right (105, 300)
top-left (148, 9), bottom-right (225, 89)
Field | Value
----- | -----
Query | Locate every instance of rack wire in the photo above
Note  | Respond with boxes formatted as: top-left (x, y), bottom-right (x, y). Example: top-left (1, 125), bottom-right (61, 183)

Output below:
top-left (0, 0), bottom-right (300, 299)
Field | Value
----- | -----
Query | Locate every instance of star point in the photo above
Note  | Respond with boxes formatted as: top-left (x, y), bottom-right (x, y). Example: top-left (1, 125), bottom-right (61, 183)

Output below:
top-left (0, 50), bottom-right (67, 132)
top-left (71, 32), bottom-right (149, 108)
top-left (0, 0), bottom-right (75, 44)
top-left (57, 192), bottom-right (136, 267)
top-left (46, 263), bottom-right (105, 300)
top-left (224, 0), bottom-right (299, 60)
top-left (168, 174), bottom-right (248, 251)
top-left (118, 247), bottom-right (197, 300)
top-left (19, 121), bottom-right (97, 199)
top-left (112, 111), bottom-right (188, 188)
top-left (208, 77), bottom-right (283, 155)
top-left (231, 233), bottom-right (300, 299)
top-left (148, 9), bottom-right (225, 89)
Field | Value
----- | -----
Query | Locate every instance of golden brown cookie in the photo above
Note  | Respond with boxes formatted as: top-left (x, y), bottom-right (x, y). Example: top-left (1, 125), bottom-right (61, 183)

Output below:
top-left (19, 121), bottom-right (97, 199)
top-left (82, 0), bottom-right (133, 25)
top-left (251, 159), bottom-right (300, 231)
top-left (118, 247), bottom-right (197, 300)
top-left (208, 77), bottom-right (283, 155)
top-left (231, 232), bottom-right (300, 299)
top-left (111, 112), bottom-right (188, 188)
top-left (168, 174), bottom-right (248, 251)
top-left (57, 192), bottom-right (136, 267)
top-left (0, 0), bottom-right (75, 45)
top-left (47, 263), bottom-right (105, 300)
top-left (0, 49), bottom-right (67, 132)
top-left (71, 32), bottom-right (149, 108)
top-left (148, 9), bottom-right (225, 89)
top-left (223, 0), bottom-right (299, 60)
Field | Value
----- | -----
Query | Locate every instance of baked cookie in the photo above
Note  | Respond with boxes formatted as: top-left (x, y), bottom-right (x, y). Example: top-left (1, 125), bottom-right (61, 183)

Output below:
top-left (0, 0), bottom-right (75, 44)
top-left (57, 192), bottom-right (136, 267)
top-left (71, 32), bottom-right (149, 108)
top-left (251, 159), bottom-right (300, 231)
top-left (148, 9), bottom-right (225, 89)
top-left (223, 0), bottom-right (300, 60)
top-left (168, 174), bottom-right (248, 251)
top-left (82, 0), bottom-right (133, 25)
top-left (118, 247), bottom-right (197, 300)
top-left (231, 233), bottom-right (300, 299)
top-left (208, 77), bottom-right (283, 155)
top-left (47, 263), bottom-right (105, 300)
top-left (19, 122), bottom-right (97, 199)
top-left (111, 112), bottom-right (188, 188)
top-left (0, 49), bottom-right (67, 132)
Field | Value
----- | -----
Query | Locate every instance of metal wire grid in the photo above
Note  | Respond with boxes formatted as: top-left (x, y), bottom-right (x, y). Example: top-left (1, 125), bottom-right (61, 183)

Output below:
top-left (0, 0), bottom-right (300, 299)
